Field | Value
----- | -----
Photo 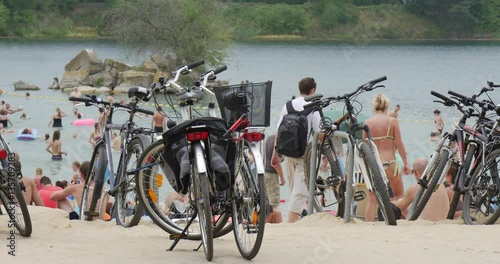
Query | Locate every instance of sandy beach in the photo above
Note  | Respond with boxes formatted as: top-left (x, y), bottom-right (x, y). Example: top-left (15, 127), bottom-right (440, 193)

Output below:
top-left (2, 206), bottom-right (500, 264)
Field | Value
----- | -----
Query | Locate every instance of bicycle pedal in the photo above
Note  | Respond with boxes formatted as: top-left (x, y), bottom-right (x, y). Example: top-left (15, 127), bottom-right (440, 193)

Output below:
top-left (354, 190), bottom-right (366, 201)
top-left (326, 176), bottom-right (341, 187)
top-left (246, 225), bottom-right (258, 234)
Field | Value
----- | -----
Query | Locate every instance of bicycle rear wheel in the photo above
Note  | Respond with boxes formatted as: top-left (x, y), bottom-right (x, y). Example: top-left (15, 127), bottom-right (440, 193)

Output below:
top-left (407, 148), bottom-right (449, 221)
top-left (359, 143), bottom-right (396, 225)
top-left (193, 167), bottom-right (213, 261)
top-left (136, 140), bottom-right (231, 239)
top-left (0, 171), bottom-right (32, 237)
top-left (115, 137), bottom-right (145, 227)
top-left (81, 144), bottom-right (107, 221)
top-left (463, 148), bottom-right (500, 225)
top-left (232, 150), bottom-right (266, 260)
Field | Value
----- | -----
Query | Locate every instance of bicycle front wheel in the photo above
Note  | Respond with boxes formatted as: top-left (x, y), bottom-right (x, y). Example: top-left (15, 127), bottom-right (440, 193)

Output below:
top-left (232, 151), bottom-right (266, 260)
top-left (463, 148), bottom-right (500, 225)
top-left (81, 144), bottom-right (107, 221)
top-left (115, 137), bottom-right (145, 227)
top-left (0, 173), bottom-right (32, 237)
top-left (360, 143), bottom-right (397, 225)
top-left (408, 148), bottom-right (449, 221)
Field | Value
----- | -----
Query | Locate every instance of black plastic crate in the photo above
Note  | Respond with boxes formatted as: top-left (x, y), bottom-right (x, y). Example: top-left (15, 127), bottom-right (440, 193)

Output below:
top-left (214, 81), bottom-right (272, 127)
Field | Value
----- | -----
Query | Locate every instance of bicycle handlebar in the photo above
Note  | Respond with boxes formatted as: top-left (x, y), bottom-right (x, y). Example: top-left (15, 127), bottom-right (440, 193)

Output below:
top-left (430, 91), bottom-right (451, 103)
top-left (328, 76), bottom-right (387, 101)
top-left (448, 90), bottom-right (485, 108)
top-left (68, 96), bottom-right (154, 115)
top-left (488, 81), bottom-right (500, 88)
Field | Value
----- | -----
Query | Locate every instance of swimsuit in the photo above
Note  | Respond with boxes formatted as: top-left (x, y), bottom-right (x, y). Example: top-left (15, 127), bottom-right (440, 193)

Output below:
top-left (372, 119), bottom-right (402, 176)
top-left (0, 120), bottom-right (8, 128)
top-left (52, 154), bottom-right (62, 161)
top-left (154, 126), bottom-right (163, 133)
top-left (53, 118), bottom-right (62, 127)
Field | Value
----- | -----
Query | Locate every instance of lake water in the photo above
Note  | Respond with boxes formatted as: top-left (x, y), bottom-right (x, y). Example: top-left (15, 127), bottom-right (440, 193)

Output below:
top-left (1, 39), bottom-right (500, 214)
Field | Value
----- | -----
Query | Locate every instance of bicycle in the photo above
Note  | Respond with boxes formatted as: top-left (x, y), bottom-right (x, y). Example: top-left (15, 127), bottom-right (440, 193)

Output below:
top-left (136, 61), bottom-right (230, 261)
top-left (0, 134), bottom-right (32, 237)
top-left (407, 86), bottom-right (498, 222)
top-left (304, 76), bottom-right (397, 225)
top-left (69, 87), bottom-right (155, 227)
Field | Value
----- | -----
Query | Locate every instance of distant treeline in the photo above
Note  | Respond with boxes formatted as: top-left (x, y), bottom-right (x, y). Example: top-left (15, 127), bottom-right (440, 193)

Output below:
top-left (0, 0), bottom-right (499, 39)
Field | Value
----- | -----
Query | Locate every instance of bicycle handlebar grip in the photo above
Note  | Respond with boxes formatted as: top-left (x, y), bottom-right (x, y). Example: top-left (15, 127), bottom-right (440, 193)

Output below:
top-left (369, 76), bottom-right (387, 84)
top-left (430, 91), bottom-right (450, 102)
top-left (68, 96), bottom-right (92, 103)
top-left (212, 65), bottom-right (227, 75)
top-left (493, 84), bottom-right (500, 88)
top-left (447, 90), bottom-right (466, 100)
top-left (187, 60), bottom-right (204, 70)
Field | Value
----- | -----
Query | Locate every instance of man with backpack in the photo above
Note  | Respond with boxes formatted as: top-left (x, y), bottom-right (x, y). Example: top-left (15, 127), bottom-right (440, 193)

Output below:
top-left (271, 77), bottom-right (321, 223)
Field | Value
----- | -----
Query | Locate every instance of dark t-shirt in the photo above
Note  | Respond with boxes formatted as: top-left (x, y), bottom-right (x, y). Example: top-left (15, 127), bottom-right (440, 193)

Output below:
top-left (265, 134), bottom-right (282, 174)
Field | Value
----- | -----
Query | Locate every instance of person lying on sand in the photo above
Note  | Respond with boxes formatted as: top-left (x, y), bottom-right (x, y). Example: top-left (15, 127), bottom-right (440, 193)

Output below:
top-left (50, 161), bottom-right (89, 220)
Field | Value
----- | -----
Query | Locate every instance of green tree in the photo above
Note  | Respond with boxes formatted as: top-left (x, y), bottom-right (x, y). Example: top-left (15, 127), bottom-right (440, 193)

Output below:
top-left (102, 0), bottom-right (233, 66)
top-left (253, 4), bottom-right (309, 35)
top-left (0, 3), bottom-right (9, 34)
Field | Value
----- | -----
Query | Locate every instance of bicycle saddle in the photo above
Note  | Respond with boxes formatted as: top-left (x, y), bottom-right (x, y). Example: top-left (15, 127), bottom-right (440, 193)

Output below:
top-left (128, 87), bottom-right (152, 102)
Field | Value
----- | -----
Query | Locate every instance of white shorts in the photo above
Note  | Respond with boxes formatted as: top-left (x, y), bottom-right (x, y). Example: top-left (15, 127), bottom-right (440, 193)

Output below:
top-left (285, 156), bottom-right (308, 214)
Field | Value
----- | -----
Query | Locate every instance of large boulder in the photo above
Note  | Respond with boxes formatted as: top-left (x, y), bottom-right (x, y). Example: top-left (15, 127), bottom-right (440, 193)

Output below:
top-left (150, 53), bottom-right (176, 72)
top-left (89, 72), bottom-right (115, 88)
top-left (118, 70), bottom-right (155, 88)
top-left (142, 57), bottom-right (158, 73)
top-left (60, 71), bottom-right (90, 89)
top-left (103, 59), bottom-right (132, 80)
top-left (13, 80), bottom-right (40, 90)
top-left (65, 49), bottom-right (104, 75)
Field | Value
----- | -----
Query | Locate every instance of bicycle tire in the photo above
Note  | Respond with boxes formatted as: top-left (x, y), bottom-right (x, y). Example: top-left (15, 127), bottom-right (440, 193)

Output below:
top-left (232, 154), bottom-right (266, 260)
top-left (81, 143), bottom-right (107, 221)
top-left (115, 137), bottom-right (145, 227)
top-left (359, 143), bottom-right (397, 225)
top-left (408, 148), bottom-right (449, 221)
top-left (136, 140), bottom-right (231, 239)
top-left (449, 142), bottom-right (477, 220)
top-left (303, 143), bottom-right (343, 216)
top-left (0, 175), bottom-right (32, 237)
top-left (192, 149), bottom-right (213, 261)
top-left (463, 148), bottom-right (500, 225)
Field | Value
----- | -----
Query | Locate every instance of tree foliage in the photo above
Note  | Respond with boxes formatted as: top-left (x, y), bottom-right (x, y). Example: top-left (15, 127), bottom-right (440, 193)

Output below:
top-left (102, 0), bottom-right (233, 66)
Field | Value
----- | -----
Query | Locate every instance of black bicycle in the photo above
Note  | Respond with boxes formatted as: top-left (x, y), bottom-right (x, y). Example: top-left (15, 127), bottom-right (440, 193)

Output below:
top-left (69, 87), bottom-right (155, 226)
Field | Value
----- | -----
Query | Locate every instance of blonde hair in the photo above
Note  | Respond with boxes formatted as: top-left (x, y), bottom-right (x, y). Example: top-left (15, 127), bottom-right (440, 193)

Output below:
top-left (373, 94), bottom-right (390, 113)
top-left (35, 167), bottom-right (43, 175)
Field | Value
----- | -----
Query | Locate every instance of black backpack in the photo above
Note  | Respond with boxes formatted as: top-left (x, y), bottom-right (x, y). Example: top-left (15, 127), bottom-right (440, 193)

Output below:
top-left (276, 100), bottom-right (313, 158)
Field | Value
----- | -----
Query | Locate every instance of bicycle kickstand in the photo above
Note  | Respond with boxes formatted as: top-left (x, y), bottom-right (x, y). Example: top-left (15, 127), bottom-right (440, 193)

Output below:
top-left (167, 213), bottom-right (198, 252)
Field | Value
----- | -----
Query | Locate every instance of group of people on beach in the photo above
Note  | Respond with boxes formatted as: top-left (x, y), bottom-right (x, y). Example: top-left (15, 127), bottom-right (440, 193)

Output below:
top-left (267, 77), bottom-right (453, 224)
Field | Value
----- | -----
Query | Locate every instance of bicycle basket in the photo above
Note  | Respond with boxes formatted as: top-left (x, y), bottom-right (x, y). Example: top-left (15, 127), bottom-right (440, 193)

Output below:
top-left (214, 81), bottom-right (272, 127)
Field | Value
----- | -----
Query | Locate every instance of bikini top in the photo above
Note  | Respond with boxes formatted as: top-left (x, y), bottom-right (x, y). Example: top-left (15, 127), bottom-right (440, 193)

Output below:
top-left (372, 118), bottom-right (395, 141)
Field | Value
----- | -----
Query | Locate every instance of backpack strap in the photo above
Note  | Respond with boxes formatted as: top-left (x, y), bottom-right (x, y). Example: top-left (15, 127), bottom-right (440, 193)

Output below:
top-left (286, 100), bottom-right (296, 113)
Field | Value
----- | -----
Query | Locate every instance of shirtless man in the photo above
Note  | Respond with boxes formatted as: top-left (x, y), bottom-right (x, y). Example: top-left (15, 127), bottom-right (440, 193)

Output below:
top-left (50, 161), bottom-right (90, 220)
top-left (392, 158), bottom-right (450, 222)
top-left (431, 109), bottom-right (444, 140)
top-left (46, 130), bottom-right (67, 160)
top-left (151, 106), bottom-right (166, 133)
top-left (389, 104), bottom-right (400, 118)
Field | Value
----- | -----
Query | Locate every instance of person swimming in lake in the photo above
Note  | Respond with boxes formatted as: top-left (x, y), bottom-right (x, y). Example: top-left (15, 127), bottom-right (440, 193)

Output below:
top-left (46, 130), bottom-right (67, 160)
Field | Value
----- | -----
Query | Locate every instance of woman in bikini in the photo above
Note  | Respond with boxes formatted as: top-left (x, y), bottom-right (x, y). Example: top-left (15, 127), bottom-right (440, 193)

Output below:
top-left (363, 94), bottom-right (411, 222)
top-left (46, 130), bottom-right (67, 160)
top-left (88, 123), bottom-right (103, 147)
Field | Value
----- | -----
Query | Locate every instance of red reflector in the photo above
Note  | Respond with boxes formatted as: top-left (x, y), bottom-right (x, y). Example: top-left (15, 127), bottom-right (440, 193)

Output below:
top-left (244, 132), bottom-right (264, 142)
top-left (187, 131), bottom-right (209, 141)
top-left (0, 149), bottom-right (7, 160)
